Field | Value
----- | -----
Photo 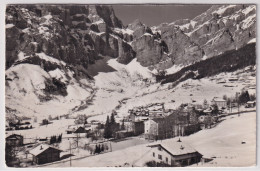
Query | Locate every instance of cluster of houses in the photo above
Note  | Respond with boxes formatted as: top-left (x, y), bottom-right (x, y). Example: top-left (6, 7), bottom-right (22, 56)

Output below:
top-left (6, 120), bottom-right (32, 131)
top-left (66, 119), bottom-right (103, 136)
top-left (5, 95), bottom-right (255, 167)
top-left (118, 97), bottom-right (233, 140)
top-left (6, 133), bottom-right (63, 165)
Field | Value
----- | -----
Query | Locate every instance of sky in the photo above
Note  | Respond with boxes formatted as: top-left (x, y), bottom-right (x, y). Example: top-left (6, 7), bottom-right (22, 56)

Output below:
top-left (112, 5), bottom-right (211, 26)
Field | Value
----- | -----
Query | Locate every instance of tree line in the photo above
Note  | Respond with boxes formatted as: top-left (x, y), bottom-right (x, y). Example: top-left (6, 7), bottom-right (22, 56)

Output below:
top-left (50, 134), bottom-right (62, 144)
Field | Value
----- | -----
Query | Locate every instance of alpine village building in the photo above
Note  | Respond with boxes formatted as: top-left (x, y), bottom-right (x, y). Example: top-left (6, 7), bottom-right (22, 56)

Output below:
top-left (6, 134), bottom-right (24, 146)
top-left (29, 144), bottom-right (62, 165)
top-left (148, 140), bottom-right (202, 166)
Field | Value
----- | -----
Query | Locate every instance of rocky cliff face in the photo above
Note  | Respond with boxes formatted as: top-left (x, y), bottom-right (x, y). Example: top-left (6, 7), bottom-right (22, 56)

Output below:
top-left (6, 4), bottom-right (256, 72)
top-left (5, 4), bottom-right (134, 117)
top-left (155, 5), bottom-right (256, 67)
top-left (5, 4), bottom-right (133, 71)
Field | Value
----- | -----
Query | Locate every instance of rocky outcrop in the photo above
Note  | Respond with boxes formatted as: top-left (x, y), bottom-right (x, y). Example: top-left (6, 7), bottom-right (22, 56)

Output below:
top-left (6, 4), bottom-right (257, 73)
top-left (117, 39), bottom-right (136, 64)
top-left (154, 4), bottom-right (256, 67)
top-left (5, 4), bottom-right (134, 71)
top-left (132, 33), bottom-right (168, 67)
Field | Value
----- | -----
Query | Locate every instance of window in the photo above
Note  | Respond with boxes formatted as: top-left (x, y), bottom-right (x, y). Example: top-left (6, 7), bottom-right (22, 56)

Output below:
top-left (158, 147), bottom-right (162, 151)
top-left (158, 154), bottom-right (162, 160)
top-left (153, 152), bottom-right (155, 157)
top-left (166, 157), bottom-right (168, 162)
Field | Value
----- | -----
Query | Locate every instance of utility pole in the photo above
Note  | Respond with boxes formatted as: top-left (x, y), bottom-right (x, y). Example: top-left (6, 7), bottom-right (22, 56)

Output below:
top-left (229, 100), bottom-right (232, 113)
top-left (236, 92), bottom-right (240, 117)
top-left (69, 140), bottom-right (72, 167)
top-left (110, 141), bottom-right (112, 152)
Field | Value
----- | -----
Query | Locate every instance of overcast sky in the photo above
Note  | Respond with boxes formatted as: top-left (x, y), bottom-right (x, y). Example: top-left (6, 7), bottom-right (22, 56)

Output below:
top-left (112, 5), bottom-right (211, 26)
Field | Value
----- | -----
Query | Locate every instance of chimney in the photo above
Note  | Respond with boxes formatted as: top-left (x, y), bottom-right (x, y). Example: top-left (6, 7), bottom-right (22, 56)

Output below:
top-left (40, 145), bottom-right (43, 150)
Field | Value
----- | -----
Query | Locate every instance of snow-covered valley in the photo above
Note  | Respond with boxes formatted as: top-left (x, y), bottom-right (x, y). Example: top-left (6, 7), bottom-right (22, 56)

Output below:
top-left (4, 4), bottom-right (257, 168)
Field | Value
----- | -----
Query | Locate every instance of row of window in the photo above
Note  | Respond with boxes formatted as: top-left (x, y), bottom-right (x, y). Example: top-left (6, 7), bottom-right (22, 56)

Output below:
top-left (152, 152), bottom-right (168, 162)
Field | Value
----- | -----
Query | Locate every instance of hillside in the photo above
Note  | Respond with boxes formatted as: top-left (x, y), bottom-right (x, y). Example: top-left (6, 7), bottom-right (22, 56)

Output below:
top-left (5, 4), bottom-right (256, 119)
top-left (156, 42), bottom-right (256, 84)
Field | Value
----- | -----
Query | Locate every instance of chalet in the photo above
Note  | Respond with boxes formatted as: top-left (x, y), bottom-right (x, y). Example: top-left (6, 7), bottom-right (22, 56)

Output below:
top-left (6, 134), bottom-right (23, 146)
top-left (29, 144), bottom-right (62, 165)
top-left (148, 140), bottom-right (202, 167)
top-left (211, 97), bottom-right (227, 109)
top-left (66, 124), bottom-right (90, 134)
top-left (74, 126), bottom-right (88, 134)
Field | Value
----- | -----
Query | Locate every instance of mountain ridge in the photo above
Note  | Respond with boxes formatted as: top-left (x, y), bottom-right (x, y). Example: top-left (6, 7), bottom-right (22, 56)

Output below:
top-left (5, 4), bottom-right (256, 118)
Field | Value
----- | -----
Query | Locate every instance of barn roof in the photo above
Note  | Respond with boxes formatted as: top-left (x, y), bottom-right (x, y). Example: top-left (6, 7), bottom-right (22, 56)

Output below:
top-left (6, 134), bottom-right (23, 140)
top-left (148, 140), bottom-right (200, 156)
top-left (247, 101), bottom-right (256, 104)
top-left (29, 144), bottom-right (62, 156)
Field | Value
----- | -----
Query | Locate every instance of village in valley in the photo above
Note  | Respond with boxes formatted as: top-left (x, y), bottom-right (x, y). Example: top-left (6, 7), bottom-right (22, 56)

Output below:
top-left (4, 4), bottom-right (257, 168)
top-left (5, 82), bottom-right (256, 167)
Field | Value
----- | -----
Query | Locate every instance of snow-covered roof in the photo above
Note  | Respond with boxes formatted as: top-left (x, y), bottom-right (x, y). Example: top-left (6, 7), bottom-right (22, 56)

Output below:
top-left (6, 134), bottom-right (23, 139)
top-left (203, 108), bottom-right (212, 113)
top-left (212, 97), bottom-right (226, 102)
top-left (29, 144), bottom-right (62, 156)
top-left (148, 140), bottom-right (200, 156)
top-left (248, 38), bottom-right (256, 44)
top-left (247, 101), bottom-right (256, 104)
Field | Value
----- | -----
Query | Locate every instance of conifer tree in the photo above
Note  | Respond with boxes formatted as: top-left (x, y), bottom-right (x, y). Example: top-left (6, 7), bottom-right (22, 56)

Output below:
top-left (101, 144), bottom-right (104, 152)
top-left (94, 144), bottom-right (98, 154)
top-left (104, 115), bottom-right (111, 138)
top-left (121, 120), bottom-right (125, 130)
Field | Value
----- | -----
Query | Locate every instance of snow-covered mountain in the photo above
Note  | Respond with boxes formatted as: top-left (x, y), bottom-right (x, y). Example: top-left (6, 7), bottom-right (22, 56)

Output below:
top-left (5, 4), bottom-right (256, 119)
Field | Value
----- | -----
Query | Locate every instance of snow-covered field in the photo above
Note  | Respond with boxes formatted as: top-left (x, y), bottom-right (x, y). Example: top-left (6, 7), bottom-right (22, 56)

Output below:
top-left (43, 111), bottom-right (256, 167)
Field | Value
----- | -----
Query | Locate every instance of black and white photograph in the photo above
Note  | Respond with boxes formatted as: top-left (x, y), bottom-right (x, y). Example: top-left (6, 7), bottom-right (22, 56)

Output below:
top-left (3, 1), bottom-right (257, 168)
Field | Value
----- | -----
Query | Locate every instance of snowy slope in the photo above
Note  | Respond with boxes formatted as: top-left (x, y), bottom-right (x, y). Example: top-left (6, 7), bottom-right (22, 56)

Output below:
top-left (44, 111), bottom-right (256, 167)
top-left (5, 54), bottom-right (94, 120)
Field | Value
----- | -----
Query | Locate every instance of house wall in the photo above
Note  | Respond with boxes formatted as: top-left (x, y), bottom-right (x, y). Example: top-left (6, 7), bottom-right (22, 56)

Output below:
top-left (35, 148), bottom-right (60, 164)
top-left (212, 101), bottom-right (227, 108)
top-left (150, 146), bottom-right (202, 166)
top-left (144, 120), bottom-right (158, 139)
top-left (124, 122), bottom-right (134, 132)
top-left (133, 121), bottom-right (144, 135)
top-left (171, 152), bottom-right (202, 166)
top-left (6, 137), bottom-right (23, 146)
top-left (150, 146), bottom-right (172, 165)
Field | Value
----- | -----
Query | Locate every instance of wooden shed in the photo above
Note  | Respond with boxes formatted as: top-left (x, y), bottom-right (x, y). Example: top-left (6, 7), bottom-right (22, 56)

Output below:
top-left (6, 134), bottom-right (23, 146)
top-left (29, 144), bottom-right (62, 165)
